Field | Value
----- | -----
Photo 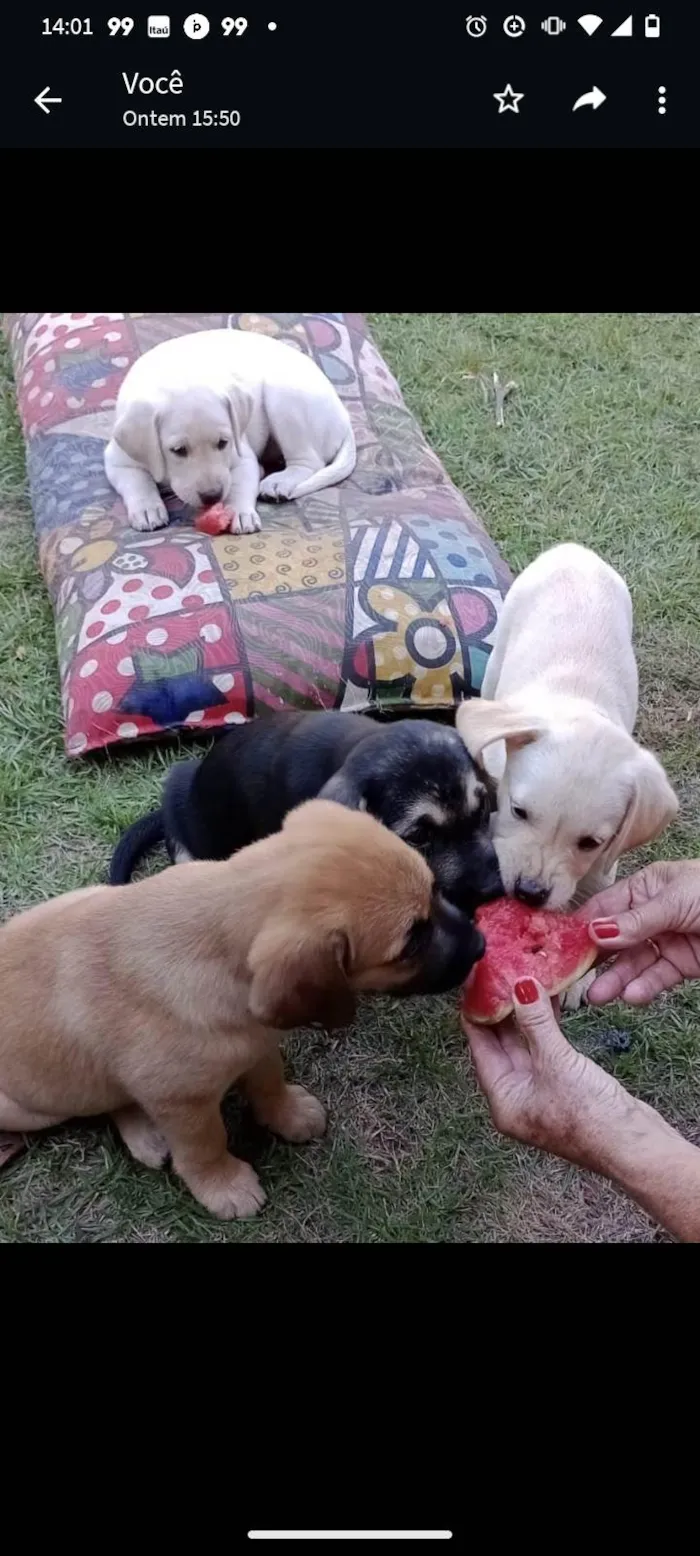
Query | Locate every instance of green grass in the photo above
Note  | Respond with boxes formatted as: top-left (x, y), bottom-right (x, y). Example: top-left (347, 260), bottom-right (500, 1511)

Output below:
top-left (1, 312), bottom-right (699, 1242)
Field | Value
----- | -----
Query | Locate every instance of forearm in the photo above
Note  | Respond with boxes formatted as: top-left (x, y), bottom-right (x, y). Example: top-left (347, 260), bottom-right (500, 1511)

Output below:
top-left (591, 1099), bottom-right (700, 1242)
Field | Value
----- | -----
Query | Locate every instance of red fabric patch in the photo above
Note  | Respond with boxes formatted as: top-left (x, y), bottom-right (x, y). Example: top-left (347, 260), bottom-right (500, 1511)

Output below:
top-left (64, 602), bottom-right (249, 755)
top-left (17, 319), bottom-right (138, 436)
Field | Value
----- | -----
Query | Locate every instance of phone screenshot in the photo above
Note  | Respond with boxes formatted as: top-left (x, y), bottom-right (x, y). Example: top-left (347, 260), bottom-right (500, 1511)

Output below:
top-left (0, 4), bottom-right (694, 147)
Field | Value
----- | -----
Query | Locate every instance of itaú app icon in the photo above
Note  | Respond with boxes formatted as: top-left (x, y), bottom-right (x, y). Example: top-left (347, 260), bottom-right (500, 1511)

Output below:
top-left (465, 15), bottom-right (488, 36)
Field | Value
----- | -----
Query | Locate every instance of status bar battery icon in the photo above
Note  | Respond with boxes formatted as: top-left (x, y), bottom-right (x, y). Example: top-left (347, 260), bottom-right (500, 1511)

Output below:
top-left (645, 13), bottom-right (660, 36)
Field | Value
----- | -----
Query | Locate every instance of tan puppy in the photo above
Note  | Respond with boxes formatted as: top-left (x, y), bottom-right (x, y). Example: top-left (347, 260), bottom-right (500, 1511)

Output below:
top-left (457, 544), bottom-right (677, 1006)
top-left (0, 801), bottom-right (482, 1219)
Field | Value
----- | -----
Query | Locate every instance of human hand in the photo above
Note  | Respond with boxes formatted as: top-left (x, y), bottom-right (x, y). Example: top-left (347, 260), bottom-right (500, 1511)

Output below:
top-left (579, 860), bottom-right (700, 1006)
top-left (462, 979), bottom-right (636, 1172)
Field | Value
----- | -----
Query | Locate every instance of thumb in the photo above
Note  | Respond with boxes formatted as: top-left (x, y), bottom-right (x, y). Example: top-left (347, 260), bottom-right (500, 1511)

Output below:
top-left (589, 895), bottom-right (674, 950)
top-left (511, 978), bottom-right (568, 1057)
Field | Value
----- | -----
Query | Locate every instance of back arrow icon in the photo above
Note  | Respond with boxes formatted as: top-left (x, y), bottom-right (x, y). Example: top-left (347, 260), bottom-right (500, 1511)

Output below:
top-left (572, 86), bottom-right (606, 111)
top-left (35, 87), bottom-right (62, 114)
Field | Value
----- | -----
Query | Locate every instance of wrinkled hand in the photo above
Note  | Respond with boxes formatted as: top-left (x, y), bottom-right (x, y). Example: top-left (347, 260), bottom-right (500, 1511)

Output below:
top-left (462, 981), bottom-right (635, 1171)
top-left (579, 860), bottom-right (700, 1006)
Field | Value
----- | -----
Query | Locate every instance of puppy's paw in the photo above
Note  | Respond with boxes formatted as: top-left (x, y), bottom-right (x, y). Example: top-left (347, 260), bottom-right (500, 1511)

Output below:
top-left (561, 969), bottom-right (597, 1014)
top-left (113, 1106), bottom-right (170, 1169)
top-left (259, 470), bottom-right (302, 503)
top-left (127, 499), bottom-right (169, 533)
top-left (190, 1157), bottom-right (267, 1220)
top-left (231, 508), bottom-right (262, 535)
top-left (256, 1083), bottom-right (327, 1144)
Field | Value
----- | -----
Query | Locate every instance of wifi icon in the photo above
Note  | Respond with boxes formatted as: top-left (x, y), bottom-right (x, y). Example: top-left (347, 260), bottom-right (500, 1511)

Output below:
top-left (578, 13), bottom-right (604, 33)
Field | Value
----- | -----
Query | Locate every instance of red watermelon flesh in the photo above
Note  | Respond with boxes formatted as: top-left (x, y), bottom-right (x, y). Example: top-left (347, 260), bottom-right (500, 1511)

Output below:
top-left (195, 503), bottom-right (236, 536)
top-left (461, 897), bottom-right (597, 1026)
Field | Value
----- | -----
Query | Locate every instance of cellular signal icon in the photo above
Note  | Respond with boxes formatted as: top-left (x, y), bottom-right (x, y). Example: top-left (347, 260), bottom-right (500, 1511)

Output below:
top-left (578, 13), bottom-right (603, 33)
top-left (542, 16), bottom-right (566, 34)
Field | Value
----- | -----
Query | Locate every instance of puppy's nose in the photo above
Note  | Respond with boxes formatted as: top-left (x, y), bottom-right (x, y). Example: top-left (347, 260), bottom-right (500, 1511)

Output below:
top-left (199, 487), bottom-right (223, 506)
top-left (514, 877), bottom-right (550, 909)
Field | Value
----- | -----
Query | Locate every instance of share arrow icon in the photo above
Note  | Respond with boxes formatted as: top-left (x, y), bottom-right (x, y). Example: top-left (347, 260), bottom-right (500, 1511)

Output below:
top-left (572, 85), bottom-right (606, 110)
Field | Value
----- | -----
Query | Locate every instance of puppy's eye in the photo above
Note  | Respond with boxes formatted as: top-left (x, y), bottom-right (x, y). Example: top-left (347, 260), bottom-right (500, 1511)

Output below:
top-left (216, 438), bottom-right (228, 451)
top-left (172, 446), bottom-right (188, 459)
top-left (511, 803), bottom-right (529, 822)
top-left (578, 835), bottom-right (600, 852)
top-left (408, 820), bottom-right (433, 849)
top-left (400, 918), bottom-right (431, 960)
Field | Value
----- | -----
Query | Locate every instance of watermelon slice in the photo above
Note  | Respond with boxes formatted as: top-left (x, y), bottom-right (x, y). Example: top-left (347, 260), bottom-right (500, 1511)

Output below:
top-left (195, 503), bottom-right (237, 536)
top-left (461, 897), bottom-right (597, 1025)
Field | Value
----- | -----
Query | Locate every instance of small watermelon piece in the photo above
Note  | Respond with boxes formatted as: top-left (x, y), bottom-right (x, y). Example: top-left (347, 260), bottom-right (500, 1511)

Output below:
top-left (195, 503), bottom-right (236, 536)
top-left (461, 897), bottom-right (597, 1026)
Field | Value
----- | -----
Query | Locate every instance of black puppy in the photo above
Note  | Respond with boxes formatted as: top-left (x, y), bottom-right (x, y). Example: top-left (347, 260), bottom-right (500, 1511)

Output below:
top-left (109, 711), bottom-right (503, 910)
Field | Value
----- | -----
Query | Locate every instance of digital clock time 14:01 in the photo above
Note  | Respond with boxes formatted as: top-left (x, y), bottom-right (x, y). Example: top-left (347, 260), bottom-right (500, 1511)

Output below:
top-left (42, 17), bottom-right (94, 32)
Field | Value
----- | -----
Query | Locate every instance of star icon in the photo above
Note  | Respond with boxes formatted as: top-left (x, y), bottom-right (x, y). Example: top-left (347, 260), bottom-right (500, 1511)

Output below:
top-left (494, 83), bottom-right (524, 113)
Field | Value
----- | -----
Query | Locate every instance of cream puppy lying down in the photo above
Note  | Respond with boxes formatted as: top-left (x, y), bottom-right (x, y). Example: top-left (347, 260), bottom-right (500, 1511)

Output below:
top-left (104, 328), bottom-right (356, 535)
top-left (457, 543), bottom-right (678, 1007)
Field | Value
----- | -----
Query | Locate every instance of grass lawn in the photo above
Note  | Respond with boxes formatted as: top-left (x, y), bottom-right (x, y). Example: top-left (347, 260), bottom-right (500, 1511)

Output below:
top-left (1, 312), bottom-right (699, 1242)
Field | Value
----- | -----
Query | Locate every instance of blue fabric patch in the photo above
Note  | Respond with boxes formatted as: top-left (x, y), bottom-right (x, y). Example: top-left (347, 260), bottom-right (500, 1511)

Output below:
top-left (27, 433), bottom-right (114, 533)
top-left (408, 518), bottom-right (499, 587)
top-left (120, 671), bottom-right (227, 726)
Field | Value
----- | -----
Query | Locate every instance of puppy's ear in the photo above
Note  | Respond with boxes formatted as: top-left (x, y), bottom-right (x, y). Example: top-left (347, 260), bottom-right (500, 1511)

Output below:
top-left (456, 699), bottom-right (546, 765)
top-left (318, 771), bottom-right (368, 810)
top-left (224, 383), bottom-right (254, 457)
top-left (113, 401), bottom-right (166, 483)
top-left (605, 749), bottom-right (678, 863)
top-left (248, 926), bottom-right (356, 1032)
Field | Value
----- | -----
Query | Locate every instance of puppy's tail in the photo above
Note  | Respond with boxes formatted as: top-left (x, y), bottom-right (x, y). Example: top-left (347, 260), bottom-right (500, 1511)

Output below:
top-left (109, 809), bottom-right (166, 885)
top-left (289, 423), bottom-right (356, 498)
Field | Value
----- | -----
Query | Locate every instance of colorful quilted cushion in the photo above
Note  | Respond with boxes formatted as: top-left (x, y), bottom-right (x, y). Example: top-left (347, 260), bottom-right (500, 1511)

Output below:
top-left (4, 313), bottom-right (512, 757)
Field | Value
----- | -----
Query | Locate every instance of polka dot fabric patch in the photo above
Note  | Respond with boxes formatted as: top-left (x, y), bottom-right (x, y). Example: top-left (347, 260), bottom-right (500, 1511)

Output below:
top-left (4, 312), bottom-right (512, 756)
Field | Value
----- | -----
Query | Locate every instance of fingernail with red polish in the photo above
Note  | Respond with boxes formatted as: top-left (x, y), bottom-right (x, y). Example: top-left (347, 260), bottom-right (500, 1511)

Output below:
top-left (514, 978), bottom-right (539, 1005)
top-left (592, 920), bottom-right (620, 940)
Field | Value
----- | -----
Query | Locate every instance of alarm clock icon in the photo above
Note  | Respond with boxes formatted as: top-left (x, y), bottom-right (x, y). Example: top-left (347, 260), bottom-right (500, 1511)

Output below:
top-left (465, 15), bottom-right (488, 37)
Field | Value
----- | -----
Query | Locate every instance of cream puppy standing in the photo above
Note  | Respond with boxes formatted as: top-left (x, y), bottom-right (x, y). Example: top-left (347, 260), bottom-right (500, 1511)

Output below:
top-left (104, 328), bottom-right (356, 535)
top-left (457, 544), bottom-right (677, 1006)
